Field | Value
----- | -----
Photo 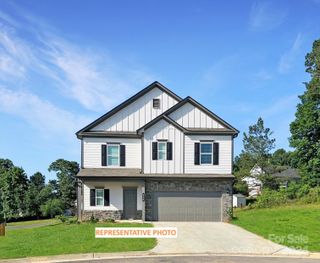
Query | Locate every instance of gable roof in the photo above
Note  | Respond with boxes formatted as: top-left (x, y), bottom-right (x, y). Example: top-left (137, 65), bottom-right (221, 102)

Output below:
top-left (76, 81), bottom-right (182, 138)
top-left (137, 96), bottom-right (239, 137)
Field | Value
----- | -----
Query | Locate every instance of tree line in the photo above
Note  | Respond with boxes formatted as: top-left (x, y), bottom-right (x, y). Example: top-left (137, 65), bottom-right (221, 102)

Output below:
top-left (233, 39), bottom-right (320, 199)
top-left (0, 159), bottom-right (79, 222)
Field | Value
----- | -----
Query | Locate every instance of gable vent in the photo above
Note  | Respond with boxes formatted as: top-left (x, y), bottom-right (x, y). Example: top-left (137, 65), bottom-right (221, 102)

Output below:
top-left (153, 98), bottom-right (160, 109)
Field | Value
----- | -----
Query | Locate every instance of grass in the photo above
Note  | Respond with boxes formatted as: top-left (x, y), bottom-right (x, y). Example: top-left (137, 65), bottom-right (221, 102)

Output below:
top-left (232, 203), bottom-right (320, 252)
top-left (7, 219), bottom-right (58, 227)
top-left (0, 222), bottom-right (156, 259)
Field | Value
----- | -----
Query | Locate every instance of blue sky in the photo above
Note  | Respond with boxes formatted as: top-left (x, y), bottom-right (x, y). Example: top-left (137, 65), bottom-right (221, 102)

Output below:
top-left (0, 0), bottom-right (319, 180)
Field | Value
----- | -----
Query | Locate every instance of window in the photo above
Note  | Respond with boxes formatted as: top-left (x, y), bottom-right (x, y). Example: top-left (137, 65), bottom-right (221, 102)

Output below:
top-left (200, 142), bottom-right (213, 164)
top-left (107, 144), bottom-right (119, 166)
top-left (96, 189), bottom-right (104, 206)
top-left (158, 141), bottom-right (167, 160)
top-left (153, 98), bottom-right (160, 109)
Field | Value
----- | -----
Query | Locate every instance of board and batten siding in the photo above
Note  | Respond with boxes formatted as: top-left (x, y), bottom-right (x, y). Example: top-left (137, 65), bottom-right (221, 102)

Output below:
top-left (185, 135), bottom-right (232, 174)
top-left (83, 181), bottom-right (144, 211)
top-left (169, 102), bottom-right (225, 129)
top-left (83, 137), bottom-right (141, 168)
top-left (143, 120), bottom-right (184, 174)
top-left (91, 88), bottom-right (178, 132)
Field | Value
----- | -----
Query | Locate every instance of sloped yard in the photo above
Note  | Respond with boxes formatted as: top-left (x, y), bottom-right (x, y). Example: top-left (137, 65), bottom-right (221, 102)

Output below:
top-left (0, 222), bottom-right (156, 259)
top-left (232, 204), bottom-right (320, 252)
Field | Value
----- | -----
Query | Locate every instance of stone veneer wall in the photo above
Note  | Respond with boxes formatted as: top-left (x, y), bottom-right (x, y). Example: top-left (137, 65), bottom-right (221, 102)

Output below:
top-left (82, 210), bottom-right (142, 221)
top-left (145, 179), bottom-right (233, 222)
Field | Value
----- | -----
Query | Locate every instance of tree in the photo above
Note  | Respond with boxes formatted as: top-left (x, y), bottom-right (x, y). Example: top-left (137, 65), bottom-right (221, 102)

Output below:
top-left (270, 148), bottom-right (292, 166)
top-left (289, 39), bottom-right (320, 187)
top-left (26, 172), bottom-right (46, 218)
top-left (1, 167), bottom-right (29, 220)
top-left (48, 159), bottom-right (79, 209)
top-left (243, 117), bottom-right (276, 169)
top-left (40, 199), bottom-right (64, 218)
top-left (0, 158), bottom-right (14, 221)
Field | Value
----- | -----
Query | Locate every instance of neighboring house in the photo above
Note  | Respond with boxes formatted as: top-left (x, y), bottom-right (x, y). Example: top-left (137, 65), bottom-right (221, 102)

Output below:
top-left (243, 165), bottom-right (300, 197)
top-left (233, 194), bottom-right (246, 208)
top-left (76, 81), bottom-right (239, 222)
top-left (272, 168), bottom-right (300, 188)
top-left (242, 165), bottom-right (263, 197)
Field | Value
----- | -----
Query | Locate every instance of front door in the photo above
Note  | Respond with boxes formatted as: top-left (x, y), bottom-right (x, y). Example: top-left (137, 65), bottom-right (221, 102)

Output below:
top-left (123, 187), bottom-right (137, 219)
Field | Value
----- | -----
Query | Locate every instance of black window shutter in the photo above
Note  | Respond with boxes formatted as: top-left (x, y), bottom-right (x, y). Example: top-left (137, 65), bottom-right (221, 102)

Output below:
top-left (90, 189), bottom-right (96, 206)
top-left (120, 145), bottom-right (126, 166)
top-left (167, 142), bottom-right (173, 160)
top-left (213, 142), bottom-right (219, 165)
top-left (101, 144), bottom-right (107, 166)
top-left (152, 142), bottom-right (158, 160)
top-left (104, 189), bottom-right (110, 206)
top-left (194, 143), bottom-right (200, 165)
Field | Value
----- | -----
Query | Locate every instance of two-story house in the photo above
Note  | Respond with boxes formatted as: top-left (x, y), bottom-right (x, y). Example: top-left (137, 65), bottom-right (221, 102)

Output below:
top-left (76, 81), bottom-right (239, 222)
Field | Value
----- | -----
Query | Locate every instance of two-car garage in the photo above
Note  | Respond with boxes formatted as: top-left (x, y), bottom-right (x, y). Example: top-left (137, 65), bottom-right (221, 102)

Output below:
top-left (152, 191), bottom-right (222, 221)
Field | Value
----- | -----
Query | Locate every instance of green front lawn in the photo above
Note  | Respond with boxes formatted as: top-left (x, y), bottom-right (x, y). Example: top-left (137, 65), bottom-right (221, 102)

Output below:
top-left (7, 219), bottom-right (58, 227)
top-left (232, 204), bottom-right (320, 252)
top-left (0, 222), bottom-right (156, 259)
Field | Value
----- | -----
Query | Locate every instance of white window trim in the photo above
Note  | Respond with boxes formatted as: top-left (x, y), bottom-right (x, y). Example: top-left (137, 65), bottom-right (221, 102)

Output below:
top-left (200, 142), bottom-right (213, 165)
top-left (95, 189), bottom-right (104, 207)
top-left (158, 141), bottom-right (167, 160)
top-left (107, 144), bottom-right (120, 166)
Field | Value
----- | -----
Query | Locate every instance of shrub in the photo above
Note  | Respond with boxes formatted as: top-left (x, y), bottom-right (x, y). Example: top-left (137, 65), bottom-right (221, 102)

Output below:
top-left (88, 214), bottom-right (98, 224)
top-left (254, 189), bottom-right (288, 208)
top-left (40, 199), bottom-right (64, 218)
top-left (56, 215), bottom-right (68, 223)
top-left (103, 218), bottom-right (115, 223)
top-left (299, 187), bottom-right (320, 204)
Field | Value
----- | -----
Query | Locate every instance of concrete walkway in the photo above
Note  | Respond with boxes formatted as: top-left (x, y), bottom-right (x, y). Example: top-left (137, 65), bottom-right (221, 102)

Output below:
top-left (151, 222), bottom-right (309, 256)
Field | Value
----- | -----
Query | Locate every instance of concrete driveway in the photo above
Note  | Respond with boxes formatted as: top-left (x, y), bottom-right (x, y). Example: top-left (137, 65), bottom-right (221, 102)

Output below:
top-left (151, 222), bottom-right (308, 256)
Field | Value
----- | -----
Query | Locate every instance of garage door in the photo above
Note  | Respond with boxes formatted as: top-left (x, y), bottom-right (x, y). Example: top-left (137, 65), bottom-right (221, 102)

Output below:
top-left (153, 192), bottom-right (222, 221)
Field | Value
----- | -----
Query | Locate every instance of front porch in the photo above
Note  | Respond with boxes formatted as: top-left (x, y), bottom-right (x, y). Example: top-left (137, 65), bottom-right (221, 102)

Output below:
top-left (78, 178), bottom-right (145, 221)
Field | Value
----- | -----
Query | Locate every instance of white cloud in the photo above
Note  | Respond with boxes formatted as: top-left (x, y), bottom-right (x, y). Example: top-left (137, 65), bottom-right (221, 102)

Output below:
top-left (249, 1), bottom-right (286, 31)
top-left (261, 95), bottom-right (298, 118)
top-left (278, 33), bottom-right (303, 74)
top-left (0, 86), bottom-right (89, 138)
top-left (0, 11), bottom-right (155, 112)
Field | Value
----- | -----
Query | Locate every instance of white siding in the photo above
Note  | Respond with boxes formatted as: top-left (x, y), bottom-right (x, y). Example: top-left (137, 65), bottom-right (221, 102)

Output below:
top-left (169, 102), bottom-right (225, 129)
top-left (92, 88), bottom-right (178, 132)
top-left (83, 137), bottom-right (141, 168)
top-left (185, 135), bottom-right (232, 174)
top-left (83, 180), bottom-right (144, 211)
top-left (143, 120), bottom-right (184, 174)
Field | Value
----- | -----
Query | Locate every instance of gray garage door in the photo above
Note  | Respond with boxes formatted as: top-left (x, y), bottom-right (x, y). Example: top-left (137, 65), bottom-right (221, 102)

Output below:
top-left (153, 192), bottom-right (222, 221)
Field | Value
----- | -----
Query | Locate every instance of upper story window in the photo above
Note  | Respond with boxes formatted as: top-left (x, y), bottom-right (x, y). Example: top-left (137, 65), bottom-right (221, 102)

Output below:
top-left (153, 98), bottom-right (160, 109)
top-left (200, 142), bottom-right (213, 164)
top-left (95, 189), bottom-right (104, 206)
top-left (158, 141), bottom-right (167, 160)
top-left (107, 144), bottom-right (119, 166)
top-left (195, 142), bottom-right (219, 165)
top-left (152, 141), bottom-right (172, 160)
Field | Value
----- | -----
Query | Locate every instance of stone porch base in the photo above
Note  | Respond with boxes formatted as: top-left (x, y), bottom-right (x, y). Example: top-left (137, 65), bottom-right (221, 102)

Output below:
top-left (82, 210), bottom-right (142, 221)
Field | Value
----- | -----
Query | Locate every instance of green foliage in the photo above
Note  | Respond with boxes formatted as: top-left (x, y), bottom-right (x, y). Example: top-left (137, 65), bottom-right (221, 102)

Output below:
top-left (259, 174), bottom-right (280, 191)
top-left (48, 159), bottom-right (79, 209)
top-left (233, 180), bottom-right (249, 195)
top-left (40, 199), bottom-right (64, 218)
top-left (289, 39), bottom-right (320, 187)
top-left (26, 172), bottom-right (46, 217)
top-left (88, 214), bottom-right (99, 223)
top-left (299, 187), bottom-right (320, 204)
top-left (255, 189), bottom-right (288, 208)
top-left (243, 117), bottom-right (275, 169)
top-left (1, 166), bottom-right (29, 220)
top-left (270, 148), bottom-right (292, 166)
